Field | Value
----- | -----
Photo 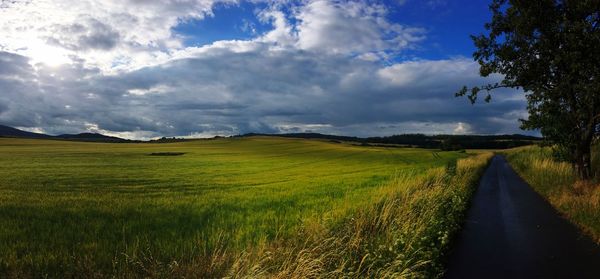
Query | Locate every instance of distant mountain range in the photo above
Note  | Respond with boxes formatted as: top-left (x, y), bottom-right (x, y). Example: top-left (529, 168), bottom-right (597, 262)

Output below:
top-left (0, 125), bottom-right (128, 142)
top-left (0, 124), bottom-right (542, 149)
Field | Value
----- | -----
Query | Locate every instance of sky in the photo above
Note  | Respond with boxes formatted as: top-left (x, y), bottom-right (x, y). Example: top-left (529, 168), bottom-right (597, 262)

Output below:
top-left (0, 0), bottom-right (531, 139)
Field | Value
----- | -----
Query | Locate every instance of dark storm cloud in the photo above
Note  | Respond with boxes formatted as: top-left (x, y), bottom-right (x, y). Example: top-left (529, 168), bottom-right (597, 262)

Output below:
top-left (0, 52), bottom-right (32, 76)
top-left (0, 46), bottom-right (529, 138)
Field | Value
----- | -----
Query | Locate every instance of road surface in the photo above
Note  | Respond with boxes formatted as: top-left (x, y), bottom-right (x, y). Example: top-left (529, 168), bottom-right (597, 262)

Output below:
top-left (444, 155), bottom-right (600, 279)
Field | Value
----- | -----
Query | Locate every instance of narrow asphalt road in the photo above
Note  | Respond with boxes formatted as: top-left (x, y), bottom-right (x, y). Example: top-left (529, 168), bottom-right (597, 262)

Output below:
top-left (444, 155), bottom-right (600, 279)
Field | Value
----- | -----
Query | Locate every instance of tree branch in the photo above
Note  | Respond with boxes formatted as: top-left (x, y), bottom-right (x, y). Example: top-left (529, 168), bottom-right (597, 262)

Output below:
top-left (455, 83), bottom-right (518, 104)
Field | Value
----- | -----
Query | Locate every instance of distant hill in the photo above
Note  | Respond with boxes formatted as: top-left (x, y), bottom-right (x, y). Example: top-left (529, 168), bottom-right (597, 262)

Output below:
top-left (1, 124), bottom-right (542, 148)
top-left (238, 133), bottom-right (542, 150)
top-left (0, 125), bottom-right (53, 139)
top-left (0, 125), bottom-right (129, 142)
top-left (57, 132), bottom-right (128, 142)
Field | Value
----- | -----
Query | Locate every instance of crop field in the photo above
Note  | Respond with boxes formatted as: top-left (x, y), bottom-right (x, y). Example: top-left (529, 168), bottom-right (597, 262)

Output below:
top-left (0, 136), bottom-right (491, 278)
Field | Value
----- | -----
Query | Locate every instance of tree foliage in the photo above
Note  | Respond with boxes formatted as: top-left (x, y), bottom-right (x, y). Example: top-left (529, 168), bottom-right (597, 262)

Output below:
top-left (458, 0), bottom-right (600, 179)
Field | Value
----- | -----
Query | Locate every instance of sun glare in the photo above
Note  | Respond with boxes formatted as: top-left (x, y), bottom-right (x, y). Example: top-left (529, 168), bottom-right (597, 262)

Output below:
top-left (26, 41), bottom-right (71, 67)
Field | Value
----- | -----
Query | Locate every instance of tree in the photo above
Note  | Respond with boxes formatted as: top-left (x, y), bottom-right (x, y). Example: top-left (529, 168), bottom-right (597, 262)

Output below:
top-left (457, 0), bottom-right (600, 179)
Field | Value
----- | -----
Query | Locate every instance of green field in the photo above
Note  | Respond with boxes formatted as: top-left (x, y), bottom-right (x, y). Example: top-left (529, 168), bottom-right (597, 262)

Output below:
top-left (0, 136), bottom-right (491, 277)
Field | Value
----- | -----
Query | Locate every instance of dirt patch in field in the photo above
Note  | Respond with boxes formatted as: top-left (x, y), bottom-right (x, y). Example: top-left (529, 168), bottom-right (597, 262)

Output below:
top-left (148, 152), bottom-right (186, 156)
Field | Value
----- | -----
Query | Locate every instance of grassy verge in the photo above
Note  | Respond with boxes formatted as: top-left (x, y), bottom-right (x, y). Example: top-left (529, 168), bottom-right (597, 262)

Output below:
top-left (503, 145), bottom-right (600, 243)
top-left (212, 153), bottom-right (491, 278)
top-left (248, 152), bottom-right (492, 278)
top-left (0, 137), bottom-right (491, 277)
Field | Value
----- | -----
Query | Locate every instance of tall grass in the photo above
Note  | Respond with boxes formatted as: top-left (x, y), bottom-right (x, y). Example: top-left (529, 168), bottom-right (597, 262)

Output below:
top-left (250, 153), bottom-right (492, 279)
top-left (503, 145), bottom-right (600, 243)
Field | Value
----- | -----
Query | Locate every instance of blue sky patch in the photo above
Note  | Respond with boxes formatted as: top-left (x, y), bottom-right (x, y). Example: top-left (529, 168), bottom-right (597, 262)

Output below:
top-left (172, 2), bottom-right (271, 46)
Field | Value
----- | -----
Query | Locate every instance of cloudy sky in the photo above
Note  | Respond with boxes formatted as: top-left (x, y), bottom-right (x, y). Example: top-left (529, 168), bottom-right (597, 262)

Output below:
top-left (0, 0), bottom-right (530, 139)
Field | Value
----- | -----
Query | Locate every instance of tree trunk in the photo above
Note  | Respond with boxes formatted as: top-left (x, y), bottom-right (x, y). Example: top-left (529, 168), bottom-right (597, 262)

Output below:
top-left (575, 143), bottom-right (592, 180)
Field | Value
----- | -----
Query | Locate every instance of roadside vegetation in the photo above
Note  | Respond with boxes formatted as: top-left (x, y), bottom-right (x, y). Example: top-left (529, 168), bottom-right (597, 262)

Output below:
top-left (0, 137), bottom-right (491, 278)
top-left (503, 144), bottom-right (600, 243)
top-left (225, 152), bottom-right (492, 278)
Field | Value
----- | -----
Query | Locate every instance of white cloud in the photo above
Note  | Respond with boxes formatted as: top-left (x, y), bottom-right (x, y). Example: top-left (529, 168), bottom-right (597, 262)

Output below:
top-left (128, 84), bottom-right (173, 96)
top-left (0, 0), bottom-right (233, 72)
top-left (294, 0), bottom-right (425, 55)
top-left (453, 122), bottom-right (471, 134)
top-left (0, 0), bottom-right (426, 72)
top-left (257, 9), bottom-right (296, 48)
